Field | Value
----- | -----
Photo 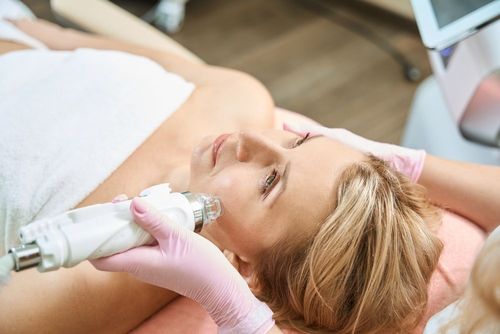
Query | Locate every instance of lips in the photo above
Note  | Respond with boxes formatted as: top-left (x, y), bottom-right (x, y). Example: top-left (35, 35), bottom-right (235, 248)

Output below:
top-left (212, 133), bottom-right (230, 166)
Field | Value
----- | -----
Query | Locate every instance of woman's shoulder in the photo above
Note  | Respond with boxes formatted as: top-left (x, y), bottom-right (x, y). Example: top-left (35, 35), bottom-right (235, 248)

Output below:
top-left (194, 66), bottom-right (276, 129)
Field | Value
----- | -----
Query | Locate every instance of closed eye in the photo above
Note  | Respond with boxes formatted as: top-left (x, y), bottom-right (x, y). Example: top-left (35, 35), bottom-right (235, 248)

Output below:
top-left (262, 132), bottom-right (312, 200)
top-left (293, 132), bottom-right (311, 148)
top-left (261, 168), bottom-right (279, 197)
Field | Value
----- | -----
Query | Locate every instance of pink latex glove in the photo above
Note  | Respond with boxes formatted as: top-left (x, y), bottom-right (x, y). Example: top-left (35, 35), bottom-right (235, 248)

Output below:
top-left (91, 197), bottom-right (275, 334)
top-left (283, 122), bottom-right (426, 182)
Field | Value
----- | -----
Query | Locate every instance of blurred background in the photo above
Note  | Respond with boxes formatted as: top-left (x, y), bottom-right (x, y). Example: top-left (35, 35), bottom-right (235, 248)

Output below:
top-left (23, 0), bottom-right (431, 144)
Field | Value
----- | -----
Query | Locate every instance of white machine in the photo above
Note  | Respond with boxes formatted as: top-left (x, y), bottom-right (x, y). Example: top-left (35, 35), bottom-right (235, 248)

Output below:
top-left (403, 0), bottom-right (500, 162)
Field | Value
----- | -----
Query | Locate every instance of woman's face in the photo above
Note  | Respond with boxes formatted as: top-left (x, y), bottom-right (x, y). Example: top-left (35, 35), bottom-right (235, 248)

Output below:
top-left (188, 129), bottom-right (364, 264)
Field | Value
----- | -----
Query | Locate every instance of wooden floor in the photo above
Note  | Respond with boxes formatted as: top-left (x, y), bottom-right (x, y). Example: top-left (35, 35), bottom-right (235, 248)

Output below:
top-left (23, 0), bottom-right (431, 144)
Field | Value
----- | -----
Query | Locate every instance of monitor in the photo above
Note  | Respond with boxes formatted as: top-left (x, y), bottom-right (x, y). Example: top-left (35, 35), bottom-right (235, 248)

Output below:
top-left (411, 0), bottom-right (500, 49)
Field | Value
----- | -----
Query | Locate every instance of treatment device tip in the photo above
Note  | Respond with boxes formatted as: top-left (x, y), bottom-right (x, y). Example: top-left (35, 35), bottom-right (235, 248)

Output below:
top-left (0, 254), bottom-right (15, 287)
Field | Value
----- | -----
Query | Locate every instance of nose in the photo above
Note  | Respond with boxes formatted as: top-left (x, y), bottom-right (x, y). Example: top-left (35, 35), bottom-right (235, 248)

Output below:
top-left (236, 132), bottom-right (282, 164)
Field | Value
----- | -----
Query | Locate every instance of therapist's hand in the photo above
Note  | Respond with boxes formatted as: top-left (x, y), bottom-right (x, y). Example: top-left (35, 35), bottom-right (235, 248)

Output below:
top-left (91, 197), bottom-right (275, 334)
top-left (284, 122), bottom-right (426, 182)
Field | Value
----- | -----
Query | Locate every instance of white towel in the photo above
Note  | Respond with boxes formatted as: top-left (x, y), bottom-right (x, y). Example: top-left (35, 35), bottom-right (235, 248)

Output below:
top-left (0, 0), bottom-right (47, 49)
top-left (0, 48), bottom-right (195, 254)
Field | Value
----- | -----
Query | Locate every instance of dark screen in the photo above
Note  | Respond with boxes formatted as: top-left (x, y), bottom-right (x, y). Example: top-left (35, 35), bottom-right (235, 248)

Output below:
top-left (430, 0), bottom-right (496, 28)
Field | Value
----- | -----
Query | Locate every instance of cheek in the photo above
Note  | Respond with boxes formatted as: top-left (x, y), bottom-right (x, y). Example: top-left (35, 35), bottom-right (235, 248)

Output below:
top-left (207, 173), bottom-right (263, 248)
top-left (212, 173), bottom-right (245, 207)
top-left (213, 173), bottom-right (238, 192)
top-left (191, 166), bottom-right (268, 255)
top-left (195, 169), bottom-right (249, 229)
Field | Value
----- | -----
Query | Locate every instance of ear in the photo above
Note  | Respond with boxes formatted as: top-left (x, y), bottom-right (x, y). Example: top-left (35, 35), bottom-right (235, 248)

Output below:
top-left (223, 250), bottom-right (259, 290)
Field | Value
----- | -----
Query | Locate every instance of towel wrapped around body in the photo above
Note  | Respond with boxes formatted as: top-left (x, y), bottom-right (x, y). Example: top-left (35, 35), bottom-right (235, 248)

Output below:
top-left (0, 48), bottom-right (194, 254)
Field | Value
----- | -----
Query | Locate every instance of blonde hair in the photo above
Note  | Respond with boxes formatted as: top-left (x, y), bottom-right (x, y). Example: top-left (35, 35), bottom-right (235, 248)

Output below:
top-left (254, 156), bottom-right (443, 333)
top-left (441, 229), bottom-right (500, 334)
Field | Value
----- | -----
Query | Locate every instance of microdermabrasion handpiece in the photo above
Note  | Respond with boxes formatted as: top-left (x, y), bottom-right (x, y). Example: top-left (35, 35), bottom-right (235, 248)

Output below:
top-left (5, 184), bottom-right (222, 274)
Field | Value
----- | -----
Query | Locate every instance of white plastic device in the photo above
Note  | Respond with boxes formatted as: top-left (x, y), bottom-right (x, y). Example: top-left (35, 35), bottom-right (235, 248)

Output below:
top-left (8, 184), bottom-right (222, 272)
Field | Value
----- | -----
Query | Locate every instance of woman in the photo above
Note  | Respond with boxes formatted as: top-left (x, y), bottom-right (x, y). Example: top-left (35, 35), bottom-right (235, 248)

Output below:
top-left (0, 14), bottom-right (498, 333)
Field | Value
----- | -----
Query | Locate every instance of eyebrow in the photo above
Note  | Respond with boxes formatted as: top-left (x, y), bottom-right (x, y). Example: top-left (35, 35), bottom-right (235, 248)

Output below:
top-left (268, 160), bottom-right (290, 208)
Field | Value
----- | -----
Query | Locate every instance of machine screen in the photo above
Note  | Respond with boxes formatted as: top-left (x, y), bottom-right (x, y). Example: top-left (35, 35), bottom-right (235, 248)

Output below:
top-left (430, 0), bottom-right (496, 28)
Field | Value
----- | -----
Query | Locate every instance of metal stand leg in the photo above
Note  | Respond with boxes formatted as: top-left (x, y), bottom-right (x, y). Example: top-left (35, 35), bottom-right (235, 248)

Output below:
top-left (143, 0), bottom-right (189, 34)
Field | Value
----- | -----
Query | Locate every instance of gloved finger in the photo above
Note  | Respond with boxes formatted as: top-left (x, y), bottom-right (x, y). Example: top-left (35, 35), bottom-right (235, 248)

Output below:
top-left (111, 194), bottom-right (129, 203)
top-left (90, 245), bottom-right (159, 275)
top-left (130, 197), bottom-right (185, 244)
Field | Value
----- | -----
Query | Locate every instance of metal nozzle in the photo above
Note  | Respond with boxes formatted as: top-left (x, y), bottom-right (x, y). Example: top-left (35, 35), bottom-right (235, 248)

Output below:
top-left (182, 192), bottom-right (223, 232)
top-left (8, 243), bottom-right (41, 271)
top-left (202, 195), bottom-right (223, 223)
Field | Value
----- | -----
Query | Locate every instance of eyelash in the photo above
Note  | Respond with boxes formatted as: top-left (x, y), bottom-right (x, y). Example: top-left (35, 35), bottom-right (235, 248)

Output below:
top-left (261, 169), bottom-right (279, 197)
top-left (260, 133), bottom-right (311, 197)
top-left (294, 132), bottom-right (311, 147)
